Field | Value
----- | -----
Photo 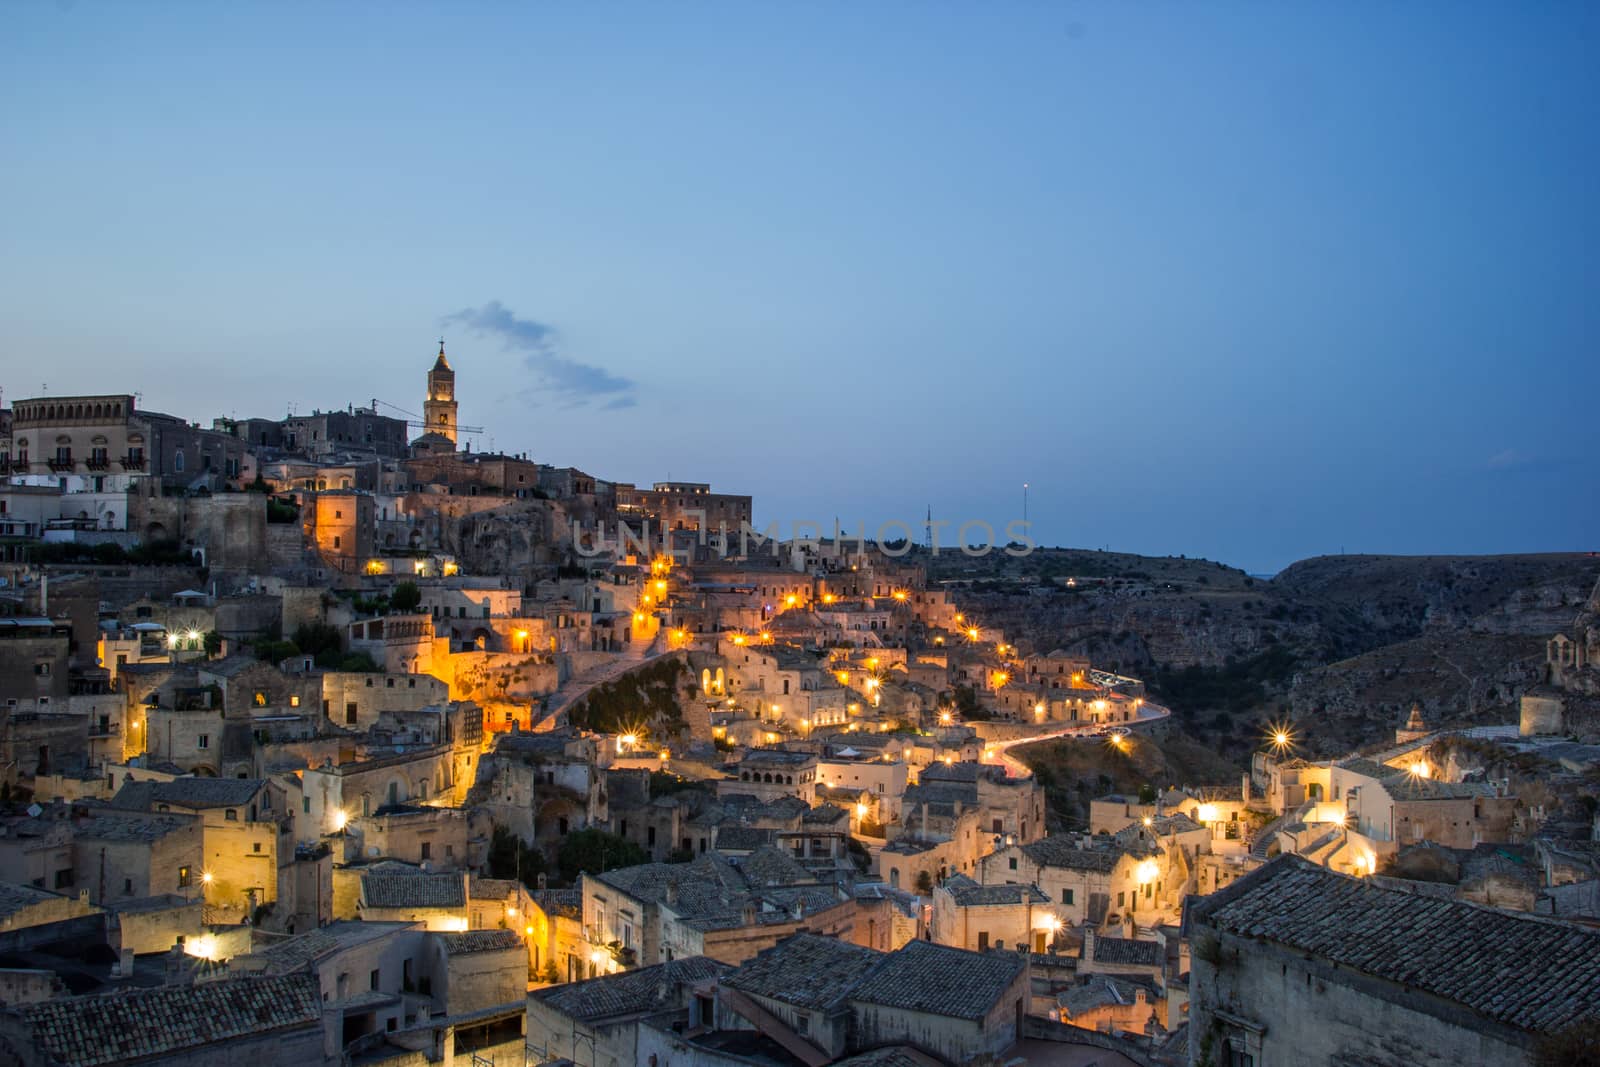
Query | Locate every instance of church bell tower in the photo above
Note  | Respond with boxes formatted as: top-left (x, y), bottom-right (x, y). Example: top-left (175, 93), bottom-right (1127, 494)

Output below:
top-left (424, 339), bottom-right (458, 448)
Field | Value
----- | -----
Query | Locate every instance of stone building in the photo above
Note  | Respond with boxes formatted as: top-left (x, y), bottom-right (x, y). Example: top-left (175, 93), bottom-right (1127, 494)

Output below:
top-left (108, 777), bottom-right (282, 914)
top-left (6, 971), bottom-right (327, 1067)
top-left (930, 874), bottom-right (1053, 953)
top-left (6, 392), bottom-right (249, 491)
top-left (67, 807), bottom-right (204, 906)
top-left (1185, 855), bottom-right (1600, 1067)
top-left (581, 851), bottom-right (855, 973)
top-left (527, 956), bottom-right (730, 1067)
top-left (615, 481), bottom-right (752, 536)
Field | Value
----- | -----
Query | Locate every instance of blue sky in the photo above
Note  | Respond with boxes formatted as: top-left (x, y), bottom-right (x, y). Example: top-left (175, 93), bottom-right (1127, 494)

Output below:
top-left (2, 2), bottom-right (1595, 573)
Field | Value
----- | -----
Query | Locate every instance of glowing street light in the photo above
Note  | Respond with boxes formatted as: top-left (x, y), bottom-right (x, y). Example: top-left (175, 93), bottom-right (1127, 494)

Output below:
top-left (1266, 720), bottom-right (1297, 755)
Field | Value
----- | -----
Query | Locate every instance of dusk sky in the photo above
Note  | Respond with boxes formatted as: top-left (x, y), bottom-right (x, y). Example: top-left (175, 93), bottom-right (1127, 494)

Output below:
top-left (3, 3), bottom-right (1595, 574)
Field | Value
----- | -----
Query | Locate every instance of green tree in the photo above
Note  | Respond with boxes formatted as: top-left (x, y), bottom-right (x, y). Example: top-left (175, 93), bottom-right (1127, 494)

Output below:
top-left (915, 870), bottom-right (934, 895)
top-left (557, 828), bottom-right (647, 883)
top-left (390, 581), bottom-right (422, 613)
top-left (487, 825), bottom-right (546, 890)
top-left (202, 630), bottom-right (223, 656)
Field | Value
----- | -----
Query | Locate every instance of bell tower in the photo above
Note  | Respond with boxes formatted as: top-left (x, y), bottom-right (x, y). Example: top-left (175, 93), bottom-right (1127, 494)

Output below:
top-left (424, 339), bottom-right (458, 448)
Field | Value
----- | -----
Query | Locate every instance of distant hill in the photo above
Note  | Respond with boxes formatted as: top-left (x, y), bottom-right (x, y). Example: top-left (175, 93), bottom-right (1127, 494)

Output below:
top-left (931, 547), bottom-right (1599, 758)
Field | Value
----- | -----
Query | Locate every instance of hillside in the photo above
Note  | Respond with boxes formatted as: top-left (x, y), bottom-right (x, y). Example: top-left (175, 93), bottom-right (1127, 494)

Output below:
top-left (932, 547), bottom-right (1599, 759)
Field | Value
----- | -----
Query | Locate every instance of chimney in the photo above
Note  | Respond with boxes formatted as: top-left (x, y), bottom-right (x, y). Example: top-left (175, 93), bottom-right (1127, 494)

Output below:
top-left (665, 881), bottom-right (678, 906)
top-left (1081, 926), bottom-right (1095, 964)
top-left (116, 945), bottom-right (134, 979)
top-left (536, 873), bottom-right (547, 891)
top-left (1242, 773), bottom-right (1252, 804)
top-left (741, 902), bottom-right (756, 926)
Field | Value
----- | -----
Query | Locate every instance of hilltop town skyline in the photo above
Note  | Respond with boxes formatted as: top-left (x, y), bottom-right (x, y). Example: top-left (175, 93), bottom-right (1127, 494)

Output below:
top-left (6, 4), bottom-right (1598, 573)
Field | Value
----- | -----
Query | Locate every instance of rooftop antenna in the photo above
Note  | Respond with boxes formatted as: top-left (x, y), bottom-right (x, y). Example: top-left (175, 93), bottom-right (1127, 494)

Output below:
top-left (1023, 482), bottom-right (1029, 524)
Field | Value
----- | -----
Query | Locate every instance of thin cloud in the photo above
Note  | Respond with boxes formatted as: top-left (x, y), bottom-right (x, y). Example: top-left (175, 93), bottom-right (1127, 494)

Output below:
top-left (1484, 449), bottom-right (1573, 476)
top-left (440, 300), bottom-right (635, 408)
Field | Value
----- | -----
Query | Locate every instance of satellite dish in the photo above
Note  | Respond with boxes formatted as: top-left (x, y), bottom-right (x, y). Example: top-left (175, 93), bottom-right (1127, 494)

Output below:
top-left (26, 804), bottom-right (42, 817)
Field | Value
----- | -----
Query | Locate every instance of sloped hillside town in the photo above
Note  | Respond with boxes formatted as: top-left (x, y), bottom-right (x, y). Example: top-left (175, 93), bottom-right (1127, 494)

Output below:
top-left (0, 352), bottom-right (1596, 1067)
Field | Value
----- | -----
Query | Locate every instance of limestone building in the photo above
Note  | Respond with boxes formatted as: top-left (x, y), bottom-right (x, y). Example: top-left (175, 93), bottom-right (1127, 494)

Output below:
top-left (1185, 855), bottom-right (1600, 1067)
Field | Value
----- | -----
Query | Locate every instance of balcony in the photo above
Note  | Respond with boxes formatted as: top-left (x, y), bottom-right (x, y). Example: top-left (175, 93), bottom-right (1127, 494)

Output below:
top-left (85, 457), bottom-right (110, 471)
top-left (119, 456), bottom-right (147, 472)
top-left (48, 458), bottom-right (75, 472)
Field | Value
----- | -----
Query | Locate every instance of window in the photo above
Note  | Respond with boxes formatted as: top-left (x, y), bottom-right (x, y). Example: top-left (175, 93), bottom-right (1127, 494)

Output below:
top-left (34, 662), bottom-right (50, 677)
top-left (303, 796), bottom-right (311, 814)
top-left (346, 703), bottom-right (358, 725)
top-left (978, 931), bottom-right (989, 951)
top-left (421, 842), bottom-right (431, 860)
top-left (370, 968), bottom-right (381, 991)
top-left (174, 450), bottom-right (185, 472)
top-left (197, 734), bottom-right (209, 749)
top-left (178, 866), bottom-right (192, 888)
top-left (225, 809), bottom-right (237, 821)
top-left (253, 842), bottom-right (262, 853)
top-left (253, 692), bottom-right (267, 706)
top-left (290, 695), bottom-right (300, 707)
top-left (1008, 856), bottom-right (1017, 870)
top-left (124, 878), bottom-right (133, 895)
top-left (1062, 888), bottom-right (1074, 906)
top-left (1117, 891), bottom-right (1125, 907)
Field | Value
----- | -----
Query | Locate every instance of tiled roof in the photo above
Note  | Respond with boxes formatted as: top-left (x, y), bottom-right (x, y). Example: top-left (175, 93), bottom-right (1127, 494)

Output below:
top-left (533, 957), bottom-right (728, 1022)
top-left (533, 888), bottom-right (581, 919)
top-left (21, 972), bottom-right (321, 1067)
top-left (72, 809), bottom-right (196, 842)
top-left (1021, 836), bottom-right (1142, 873)
top-left (1334, 757), bottom-right (1398, 781)
top-left (803, 803), bottom-right (850, 826)
top-left (946, 880), bottom-right (1049, 907)
top-left (246, 920), bottom-right (415, 974)
top-left (737, 846), bottom-right (815, 888)
top-left (831, 1048), bottom-right (944, 1067)
top-left (435, 929), bottom-right (521, 955)
top-left (1190, 856), bottom-right (1600, 1034)
top-left (1089, 935), bottom-right (1164, 967)
top-left (722, 932), bottom-right (884, 1011)
top-left (1382, 776), bottom-right (1495, 801)
top-left (850, 940), bottom-right (1025, 1021)
top-left (738, 749), bottom-right (816, 768)
top-left (111, 777), bottom-right (265, 811)
top-left (0, 881), bottom-right (73, 920)
top-left (362, 872), bottom-right (465, 910)
top-left (469, 877), bottom-right (524, 900)
top-left (714, 825), bottom-right (775, 851)
top-left (1059, 975), bottom-right (1152, 1018)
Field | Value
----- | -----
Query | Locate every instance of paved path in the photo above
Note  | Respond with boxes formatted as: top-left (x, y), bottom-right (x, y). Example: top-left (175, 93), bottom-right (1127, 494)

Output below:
top-left (536, 635), bottom-right (673, 728)
top-left (982, 702), bottom-right (1172, 777)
